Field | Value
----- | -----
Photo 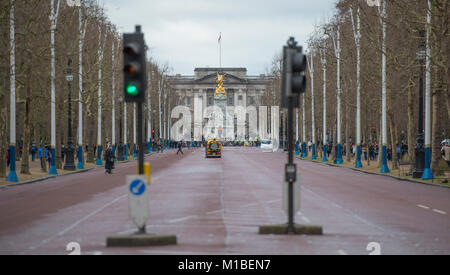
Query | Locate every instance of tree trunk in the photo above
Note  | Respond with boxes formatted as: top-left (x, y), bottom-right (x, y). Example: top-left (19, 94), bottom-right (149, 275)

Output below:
top-left (20, 64), bottom-right (32, 174)
top-left (56, 86), bottom-right (63, 169)
top-left (0, 84), bottom-right (6, 178)
top-left (377, 118), bottom-right (382, 168)
top-left (431, 75), bottom-right (442, 173)
top-left (87, 104), bottom-right (95, 163)
top-left (87, 124), bottom-right (95, 163)
top-left (407, 82), bottom-right (415, 167)
top-left (345, 100), bottom-right (351, 162)
top-left (388, 112), bottom-right (398, 170)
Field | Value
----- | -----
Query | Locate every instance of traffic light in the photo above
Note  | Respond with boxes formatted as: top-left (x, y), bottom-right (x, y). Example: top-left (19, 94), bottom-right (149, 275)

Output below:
top-left (281, 37), bottom-right (307, 108)
top-left (123, 26), bottom-right (147, 102)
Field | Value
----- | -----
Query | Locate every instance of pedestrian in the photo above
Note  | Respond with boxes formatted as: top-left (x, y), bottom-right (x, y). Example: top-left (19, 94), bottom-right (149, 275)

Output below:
top-left (31, 144), bottom-right (37, 162)
top-left (46, 146), bottom-right (51, 168)
top-left (176, 140), bottom-right (184, 155)
top-left (363, 144), bottom-right (368, 160)
top-left (104, 142), bottom-right (114, 174)
top-left (61, 145), bottom-right (65, 163)
top-left (6, 147), bottom-right (10, 167)
top-left (369, 144), bottom-right (375, 160)
top-left (442, 142), bottom-right (450, 168)
top-left (18, 144), bottom-right (23, 160)
top-left (38, 146), bottom-right (45, 171)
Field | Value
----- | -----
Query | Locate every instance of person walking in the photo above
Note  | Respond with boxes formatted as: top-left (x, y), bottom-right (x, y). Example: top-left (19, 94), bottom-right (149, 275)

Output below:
top-left (31, 144), bottom-right (37, 162)
top-left (176, 140), bottom-right (184, 155)
top-left (6, 147), bottom-right (10, 167)
top-left (38, 146), bottom-right (44, 170)
top-left (46, 145), bottom-right (51, 168)
top-left (104, 143), bottom-right (114, 174)
top-left (442, 141), bottom-right (450, 168)
top-left (18, 143), bottom-right (23, 160)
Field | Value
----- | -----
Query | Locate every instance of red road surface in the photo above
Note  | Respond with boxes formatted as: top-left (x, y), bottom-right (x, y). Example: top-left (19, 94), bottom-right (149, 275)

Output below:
top-left (0, 147), bottom-right (449, 255)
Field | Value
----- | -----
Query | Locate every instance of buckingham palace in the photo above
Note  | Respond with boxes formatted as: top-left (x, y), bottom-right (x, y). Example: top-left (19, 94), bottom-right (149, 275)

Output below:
top-left (167, 67), bottom-right (272, 141)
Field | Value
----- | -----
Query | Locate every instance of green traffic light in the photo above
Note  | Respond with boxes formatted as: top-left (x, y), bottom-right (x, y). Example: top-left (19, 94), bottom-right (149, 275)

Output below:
top-left (126, 84), bottom-right (138, 96)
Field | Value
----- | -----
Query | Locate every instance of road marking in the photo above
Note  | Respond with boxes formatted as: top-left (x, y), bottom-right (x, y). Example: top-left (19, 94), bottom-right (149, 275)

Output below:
top-left (167, 215), bottom-right (198, 223)
top-left (301, 216), bottom-right (311, 224)
top-left (25, 194), bottom-right (127, 253)
top-left (298, 211), bottom-right (311, 224)
top-left (417, 205), bottom-right (446, 215)
top-left (58, 194), bottom-right (127, 237)
top-left (432, 209), bottom-right (447, 215)
top-left (337, 250), bottom-right (347, 255)
top-left (206, 209), bottom-right (222, 215)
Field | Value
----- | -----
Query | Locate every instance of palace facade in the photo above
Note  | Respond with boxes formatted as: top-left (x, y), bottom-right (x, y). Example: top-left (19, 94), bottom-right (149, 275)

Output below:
top-left (167, 67), bottom-right (272, 141)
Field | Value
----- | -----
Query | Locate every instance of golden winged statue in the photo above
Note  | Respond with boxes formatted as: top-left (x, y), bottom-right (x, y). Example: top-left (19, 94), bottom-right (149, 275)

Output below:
top-left (215, 72), bottom-right (226, 96)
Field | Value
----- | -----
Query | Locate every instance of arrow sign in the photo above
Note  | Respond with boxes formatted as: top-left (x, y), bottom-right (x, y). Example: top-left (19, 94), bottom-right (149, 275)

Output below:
top-left (130, 179), bottom-right (146, 195)
top-left (127, 175), bottom-right (148, 232)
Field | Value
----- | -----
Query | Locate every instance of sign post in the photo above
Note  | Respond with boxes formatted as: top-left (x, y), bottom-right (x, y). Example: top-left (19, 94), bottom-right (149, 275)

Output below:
top-left (127, 175), bottom-right (148, 233)
top-left (106, 25), bottom-right (177, 247)
top-left (282, 171), bottom-right (301, 217)
top-left (259, 37), bottom-right (322, 236)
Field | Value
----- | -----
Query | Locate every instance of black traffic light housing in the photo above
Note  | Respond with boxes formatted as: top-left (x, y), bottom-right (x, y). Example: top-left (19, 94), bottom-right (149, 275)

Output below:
top-left (281, 37), bottom-right (307, 108)
top-left (123, 25), bottom-right (147, 103)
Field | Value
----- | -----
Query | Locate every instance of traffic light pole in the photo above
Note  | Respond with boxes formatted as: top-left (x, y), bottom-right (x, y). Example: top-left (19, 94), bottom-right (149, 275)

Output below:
top-left (137, 102), bottom-right (144, 175)
top-left (260, 37), bottom-right (322, 236)
top-left (107, 24), bottom-right (178, 246)
top-left (287, 100), bottom-right (295, 234)
top-left (136, 101), bottom-right (144, 234)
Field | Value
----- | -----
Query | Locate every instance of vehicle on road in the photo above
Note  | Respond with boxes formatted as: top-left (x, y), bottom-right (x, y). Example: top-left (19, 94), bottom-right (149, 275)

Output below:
top-left (261, 140), bottom-right (273, 152)
top-left (206, 139), bottom-right (222, 158)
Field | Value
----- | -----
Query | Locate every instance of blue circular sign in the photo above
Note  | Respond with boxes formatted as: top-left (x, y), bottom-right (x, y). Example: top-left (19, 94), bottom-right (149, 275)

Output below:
top-left (129, 179), bottom-right (146, 196)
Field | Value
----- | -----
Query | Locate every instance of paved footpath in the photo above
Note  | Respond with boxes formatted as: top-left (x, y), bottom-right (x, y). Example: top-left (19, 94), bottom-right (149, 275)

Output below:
top-left (0, 147), bottom-right (449, 255)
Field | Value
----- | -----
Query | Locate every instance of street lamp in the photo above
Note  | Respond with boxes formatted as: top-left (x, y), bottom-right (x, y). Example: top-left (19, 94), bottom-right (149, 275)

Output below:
top-left (413, 30), bottom-right (426, 178)
top-left (117, 97), bottom-right (125, 161)
top-left (64, 58), bottom-right (75, 170)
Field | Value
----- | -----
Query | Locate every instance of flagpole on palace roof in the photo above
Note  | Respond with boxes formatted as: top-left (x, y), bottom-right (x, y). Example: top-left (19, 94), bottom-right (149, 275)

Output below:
top-left (218, 32), bottom-right (222, 70)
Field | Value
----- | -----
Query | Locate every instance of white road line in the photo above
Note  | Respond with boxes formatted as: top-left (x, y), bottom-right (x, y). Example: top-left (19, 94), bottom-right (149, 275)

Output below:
top-left (432, 209), bottom-right (447, 215)
top-left (298, 211), bottom-right (311, 224)
top-left (337, 250), bottom-right (348, 255)
top-left (167, 215), bottom-right (198, 223)
top-left (206, 209), bottom-right (223, 215)
top-left (301, 216), bottom-right (311, 224)
top-left (58, 194), bottom-right (127, 237)
top-left (25, 194), bottom-right (127, 253)
top-left (417, 205), bottom-right (447, 215)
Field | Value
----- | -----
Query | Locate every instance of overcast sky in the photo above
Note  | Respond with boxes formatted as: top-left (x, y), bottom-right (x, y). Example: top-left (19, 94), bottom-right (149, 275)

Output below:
top-left (102, 0), bottom-right (338, 76)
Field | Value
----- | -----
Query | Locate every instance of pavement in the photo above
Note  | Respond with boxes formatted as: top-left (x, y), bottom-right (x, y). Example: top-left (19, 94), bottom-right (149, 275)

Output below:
top-left (0, 147), bottom-right (449, 255)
